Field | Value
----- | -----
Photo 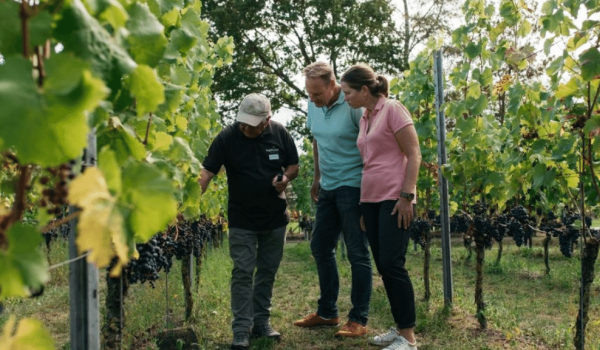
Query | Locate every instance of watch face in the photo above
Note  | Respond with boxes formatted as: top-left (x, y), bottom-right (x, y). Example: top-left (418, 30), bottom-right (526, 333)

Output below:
top-left (401, 192), bottom-right (414, 201)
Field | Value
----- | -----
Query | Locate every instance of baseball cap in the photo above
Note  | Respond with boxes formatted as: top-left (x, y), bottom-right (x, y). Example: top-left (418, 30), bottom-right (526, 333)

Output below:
top-left (236, 93), bottom-right (271, 126)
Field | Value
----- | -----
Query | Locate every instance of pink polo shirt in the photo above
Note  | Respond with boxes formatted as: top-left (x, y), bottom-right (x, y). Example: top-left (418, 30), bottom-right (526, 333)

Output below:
top-left (357, 97), bottom-right (416, 203)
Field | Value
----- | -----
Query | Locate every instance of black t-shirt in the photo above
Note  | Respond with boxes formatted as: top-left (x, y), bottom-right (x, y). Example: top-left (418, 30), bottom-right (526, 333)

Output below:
top-left (202, 121), bottom-right (299, 230)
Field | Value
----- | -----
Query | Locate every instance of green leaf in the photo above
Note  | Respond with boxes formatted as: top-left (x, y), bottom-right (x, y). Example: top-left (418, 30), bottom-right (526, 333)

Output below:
top-left (126, 3), bottom-right (168, 67)
top-left (97, 117), bottom-right (147, 164)
top-left (54, 0), bottom-right (137, 92)
top-left (153, 131), bottom-right (173, 151)
top-left (0, 3), bottom-right (52, 57)
top-left (0, 316), bottom-right (55, 350)
top-left (0, 224), bottom-right (48, 298)
top-left (579, 48), bottom-right (600, 81)
top-left (0, 56), bottom-right (106, 166)
top-left (555, 77), bottom-right (580, 99)
top-left (465, 41), bottom-right (482, 59)
top-left (120, 162), bottom-right (178, 241)
top-left (128, 65), bottom-right (165, 116)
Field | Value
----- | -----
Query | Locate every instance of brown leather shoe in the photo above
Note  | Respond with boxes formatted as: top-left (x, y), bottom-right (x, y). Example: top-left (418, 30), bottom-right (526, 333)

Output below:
top-left (293, 312), bottom-right (340, 328)
top-left (335, 320), bottom-right (368, 338)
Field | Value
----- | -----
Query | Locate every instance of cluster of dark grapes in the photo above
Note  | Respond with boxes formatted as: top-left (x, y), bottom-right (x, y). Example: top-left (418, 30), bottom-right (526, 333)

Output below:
top-left (451, 212), bottom-right (470, 233)
top-left (125, 235), bottom-right (173, 287)
top-left (124, 219), bottom-right (216, 287)
top-left (555, 212), bottom-right (585, 257)
top-left (410, 218), bottom-right (432, 248)
top-left (472, 215), bottom-right (494, 249)
top-left (506, 206), bottom-right (532, 247)
top-left (39, 161), bottom-right (76, 216)
top-left (471, 202), bottom-right (487, 216)
top-left (492, 214), bottom-right (508, 242)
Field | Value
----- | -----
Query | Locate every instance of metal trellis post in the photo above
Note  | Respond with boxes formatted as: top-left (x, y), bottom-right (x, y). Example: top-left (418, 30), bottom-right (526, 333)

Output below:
top-left (69, 131), bottom-right (100, 350)
top-left (433, 50), bottom-right (454, 308)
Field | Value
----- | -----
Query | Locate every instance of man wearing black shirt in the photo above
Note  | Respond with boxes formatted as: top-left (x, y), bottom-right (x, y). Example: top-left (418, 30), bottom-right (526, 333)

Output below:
top-left (199, 93), bottom-right (299, 350)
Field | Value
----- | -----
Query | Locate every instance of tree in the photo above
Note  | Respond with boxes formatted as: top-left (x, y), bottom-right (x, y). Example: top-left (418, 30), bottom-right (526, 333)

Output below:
top-left (201, 0), bottom-right (458, 136)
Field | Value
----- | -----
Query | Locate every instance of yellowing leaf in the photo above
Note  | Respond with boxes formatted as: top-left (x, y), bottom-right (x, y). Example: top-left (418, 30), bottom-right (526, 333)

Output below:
top-left (68, 167), bottom-right (129, 273)
top-left (0, 316), bottom-right (55, 350)
top-left (153, 131), bottom-right (173, 151)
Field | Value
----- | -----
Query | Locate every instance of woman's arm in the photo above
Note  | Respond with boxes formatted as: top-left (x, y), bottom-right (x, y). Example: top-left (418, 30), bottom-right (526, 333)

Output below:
top-left (391, 124), bottom-right (422, 229)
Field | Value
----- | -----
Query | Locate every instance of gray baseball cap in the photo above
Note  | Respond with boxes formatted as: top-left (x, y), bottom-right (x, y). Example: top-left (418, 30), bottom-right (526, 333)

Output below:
top-left (236, 93), bottom-right (272, 126)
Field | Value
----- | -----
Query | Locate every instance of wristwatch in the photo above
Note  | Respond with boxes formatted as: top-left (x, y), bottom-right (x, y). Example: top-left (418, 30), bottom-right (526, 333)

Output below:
top-left (400, 191), bottom-right (415, 201)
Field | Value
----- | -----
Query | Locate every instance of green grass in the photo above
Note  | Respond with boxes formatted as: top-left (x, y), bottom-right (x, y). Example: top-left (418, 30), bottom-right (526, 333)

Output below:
top-left (1, 235), bottom-right (600, 349)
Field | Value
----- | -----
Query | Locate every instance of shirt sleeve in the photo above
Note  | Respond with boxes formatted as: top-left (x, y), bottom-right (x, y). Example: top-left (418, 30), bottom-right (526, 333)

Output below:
top-left (350, 107), bottom-right (364, 129)
top-left (202, 131), bottom-right (226, 175)
top-left (387, 100), bottom-right (414, 134)
top-left (306, 100), bottom-right (313, 130)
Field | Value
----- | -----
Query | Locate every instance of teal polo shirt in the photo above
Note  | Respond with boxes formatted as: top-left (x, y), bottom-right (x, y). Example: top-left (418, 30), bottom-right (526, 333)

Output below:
top-left (307, 90), bottom-right (364, 191)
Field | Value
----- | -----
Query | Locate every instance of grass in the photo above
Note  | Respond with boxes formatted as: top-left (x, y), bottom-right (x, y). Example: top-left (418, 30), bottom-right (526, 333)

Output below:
top-left (1, 233), bottom-right (600, 349)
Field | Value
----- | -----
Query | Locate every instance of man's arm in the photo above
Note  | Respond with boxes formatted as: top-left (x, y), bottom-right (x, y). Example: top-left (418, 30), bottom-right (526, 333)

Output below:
top-left (273, 163), bottom-right (299, 192)
top-left (199, 168), bottom-right (216, 194)
top-left (310, 139), bottom-right (320, 202)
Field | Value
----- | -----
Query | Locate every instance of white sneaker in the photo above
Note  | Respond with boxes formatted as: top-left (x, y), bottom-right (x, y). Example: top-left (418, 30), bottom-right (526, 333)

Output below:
top-left (369, 327), bottom-right (400, 346)
top-left (382, 335), bottom-right (418, 350)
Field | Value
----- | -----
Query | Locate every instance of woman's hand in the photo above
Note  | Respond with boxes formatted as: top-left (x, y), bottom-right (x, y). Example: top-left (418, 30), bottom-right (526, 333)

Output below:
top-left (360, 216), bottom-right (366, 232)
top-left (391, 198), bottom-right (413, 229)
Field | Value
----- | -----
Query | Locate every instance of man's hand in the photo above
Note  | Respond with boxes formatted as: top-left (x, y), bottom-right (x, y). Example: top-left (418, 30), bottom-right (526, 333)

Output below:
top-left (310, 180), bottom-right (320, 203)
top-left (272, 174), bottom-right (289, 193)
top-left (391, 198), bottom-right (413, 229)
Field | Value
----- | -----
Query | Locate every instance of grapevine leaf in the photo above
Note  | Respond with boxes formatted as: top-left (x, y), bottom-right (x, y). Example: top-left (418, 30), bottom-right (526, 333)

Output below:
top-left (169, 137), bottom-right (201, 174)
top-left (161, 8), bottom-right (180, 28)
top-left (0, 224), bottom-right (48, 298)
top-left (465, 41), bottom-right (482, 59)
top-left (181, 177), bottom-right (201, 218)
top-left (0, 56), bottom-right (106, 166)
top-left (579, 48), bottom-right (600, 81)
top-left (120, 162), bottom-right (177, 241)
top-left (54, 0), bottom-right (137, 93)
top-left (68, 167), bottom-right (129, 273)
top-left (98, 147), bottom-right (123, 195)
top-left (128, 65), bottom-right (165, 116)
top-left (97, 117), bottom-right (146, 164)
top-left (0, 3), bottom-right (52, 57)
top-left (555, 77), bottom-right (580, 98)
top-left (126, 3), bottom-right (167, 67)
top-left (153, 131), bottom-right (174, 151)
top-left (0, 316), bottom-right (55, 350)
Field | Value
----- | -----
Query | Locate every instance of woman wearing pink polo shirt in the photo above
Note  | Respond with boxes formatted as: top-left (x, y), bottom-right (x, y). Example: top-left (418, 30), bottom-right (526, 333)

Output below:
top-left (341, 64), bottom-right (421, 350)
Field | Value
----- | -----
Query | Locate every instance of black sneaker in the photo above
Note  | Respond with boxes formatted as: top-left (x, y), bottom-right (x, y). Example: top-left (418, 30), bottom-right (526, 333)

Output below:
top-left (251, 323), bottom-right (281, 340)
top-left (231, 331), bottom-right (250, 350)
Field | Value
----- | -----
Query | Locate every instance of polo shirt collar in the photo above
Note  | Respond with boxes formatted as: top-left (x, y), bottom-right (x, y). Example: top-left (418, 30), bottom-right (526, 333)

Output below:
top-left (372, 96), bottom-right (386, 114)
top-left (322, 88), bottom-right (346, 117)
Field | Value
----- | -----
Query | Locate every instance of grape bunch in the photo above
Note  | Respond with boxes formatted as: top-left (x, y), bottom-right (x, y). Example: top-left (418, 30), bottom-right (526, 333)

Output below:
top-left (472, 202), bottom-right (487, 216)
top-left (491, 214), bottom-right (508, 242)
top-left (410, 218), bottom-right (432, 248)
top-left (451, 212), bottom-right (470, 233)
top-left (125, 235), bottom-right (173, 287)
top-left (473, 216), bottom-right (494, 249)
top-left (39, 161), bottom-right (76, 216)
top-left (508, 206), bottom-right (531, 247)
top-left (510, 206), bottom-right (528, 222)
top-left (124, 218), bottom-right (218, 287)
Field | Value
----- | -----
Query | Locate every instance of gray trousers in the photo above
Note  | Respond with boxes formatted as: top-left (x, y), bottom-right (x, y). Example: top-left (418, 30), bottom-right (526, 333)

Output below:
top-left (229, 225), bottom-right (286, 333)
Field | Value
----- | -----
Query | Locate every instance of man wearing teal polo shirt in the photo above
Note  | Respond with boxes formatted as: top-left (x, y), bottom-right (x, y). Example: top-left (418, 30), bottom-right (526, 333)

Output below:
top-left (293, 62), bottom-right (372, 338)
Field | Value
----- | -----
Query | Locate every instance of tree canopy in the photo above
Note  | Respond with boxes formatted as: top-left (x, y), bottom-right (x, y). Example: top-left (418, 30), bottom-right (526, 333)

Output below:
top-left (202, 0), bottom-right (457, 136)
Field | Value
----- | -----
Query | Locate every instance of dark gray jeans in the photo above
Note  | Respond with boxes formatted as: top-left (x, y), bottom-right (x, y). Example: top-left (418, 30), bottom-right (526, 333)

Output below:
top-left (229, 225), bottom-right (286, 333)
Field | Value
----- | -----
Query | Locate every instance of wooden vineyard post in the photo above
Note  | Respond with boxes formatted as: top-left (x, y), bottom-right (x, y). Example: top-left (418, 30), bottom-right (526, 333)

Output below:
top-left (69, 131), bottom-right (100, 350)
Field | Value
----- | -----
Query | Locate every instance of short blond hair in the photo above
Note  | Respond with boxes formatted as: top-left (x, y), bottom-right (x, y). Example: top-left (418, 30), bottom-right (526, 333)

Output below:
top-left (303, 62), bottom-right (335, 84)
